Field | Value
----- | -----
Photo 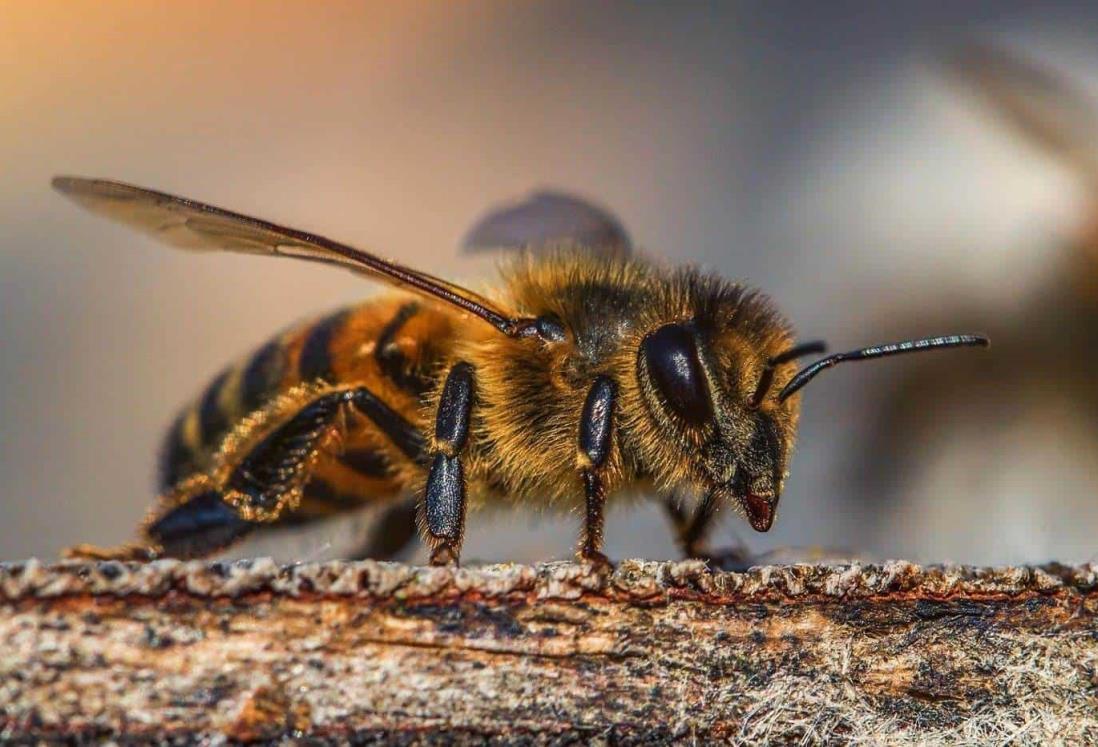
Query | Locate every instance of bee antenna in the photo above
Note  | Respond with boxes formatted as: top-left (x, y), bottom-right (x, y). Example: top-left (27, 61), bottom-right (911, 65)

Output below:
top-left (751, 340), bottom-right (828, 408)
top-left (777, 334), bottom-right (990, 403)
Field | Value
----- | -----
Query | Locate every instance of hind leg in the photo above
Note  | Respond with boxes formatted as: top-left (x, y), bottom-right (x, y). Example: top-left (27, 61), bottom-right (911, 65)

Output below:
top-left (65, 476), bottom-right (254, 561)
top-left (66, 384), bottom-right (424, 560)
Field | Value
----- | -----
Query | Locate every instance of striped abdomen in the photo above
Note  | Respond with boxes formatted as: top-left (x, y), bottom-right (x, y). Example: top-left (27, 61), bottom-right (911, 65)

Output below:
top-left (158, 295), bottom-right (456, 516)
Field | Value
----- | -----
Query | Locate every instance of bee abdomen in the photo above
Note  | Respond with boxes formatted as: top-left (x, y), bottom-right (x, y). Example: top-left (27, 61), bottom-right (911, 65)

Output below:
top-left (159, 411), bottom-right (200, 490)
top-left (375, 301), bottom-right (432, 395)
top-left (240, 338), bottom-right (286, 412)
top-left (298, 309), bottom-right (351, 383)
top-left (156, 297), bottom-right (454, 494)
top-left (197, 369), bottom-right (234, 448)
top-left (157, 334), bottom-right (289, 491)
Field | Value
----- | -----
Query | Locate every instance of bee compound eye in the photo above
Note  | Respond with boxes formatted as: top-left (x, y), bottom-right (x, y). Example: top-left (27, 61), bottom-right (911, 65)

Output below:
top-left (640, 323), bottom-right (714, 427)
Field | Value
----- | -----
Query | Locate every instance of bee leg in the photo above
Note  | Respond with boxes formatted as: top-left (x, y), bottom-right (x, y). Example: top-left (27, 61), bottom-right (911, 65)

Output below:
top-left (157, 386), bottom-right (414, 559)
top-left (211, 389), bottom-right (366, 523)
top-left (142, 486), bottom-right (257, 559)
top-left (63, 475), bottom-right (253, 562)
top-left (66, 384), bottom-right (426, 562)
top-left (662, 491), bottom-right (717, 558)
top-left (423, 363), bottom-right (475, 566)
top-left (662, 493), bottom-right (763, 569)
top-left (577, 376), bottom-right (616, 567)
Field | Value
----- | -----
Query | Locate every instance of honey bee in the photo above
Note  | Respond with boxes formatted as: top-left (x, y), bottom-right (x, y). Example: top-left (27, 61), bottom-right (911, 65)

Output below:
top-left (55, 177), bottom-right (987, 566)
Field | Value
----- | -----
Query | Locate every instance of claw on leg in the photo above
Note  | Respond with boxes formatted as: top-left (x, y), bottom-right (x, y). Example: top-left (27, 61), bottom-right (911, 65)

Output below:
top-left (429, 543), bottom-right (460, 567)
top-left (580, 548), bottom-right (614, 573)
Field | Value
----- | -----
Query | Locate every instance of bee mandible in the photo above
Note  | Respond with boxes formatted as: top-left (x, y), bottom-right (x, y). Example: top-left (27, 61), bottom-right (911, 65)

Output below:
top-left (54, 177), bottom-right (988, 566)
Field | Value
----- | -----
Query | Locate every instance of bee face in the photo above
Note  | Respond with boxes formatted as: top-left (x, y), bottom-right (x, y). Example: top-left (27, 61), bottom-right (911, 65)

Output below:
top-left (637, 318), bottom-right (797, 532)
top-left (720, 411), bottom-right (789, 532)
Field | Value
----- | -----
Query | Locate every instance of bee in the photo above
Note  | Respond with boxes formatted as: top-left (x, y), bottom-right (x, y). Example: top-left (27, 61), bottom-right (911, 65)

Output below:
top-left (54, 177), bottom-right (987, 566)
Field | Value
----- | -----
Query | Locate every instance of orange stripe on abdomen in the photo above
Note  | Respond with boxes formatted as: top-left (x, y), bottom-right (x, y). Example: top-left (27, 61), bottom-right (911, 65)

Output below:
top-left (158, 295), bottom-right (457, 497)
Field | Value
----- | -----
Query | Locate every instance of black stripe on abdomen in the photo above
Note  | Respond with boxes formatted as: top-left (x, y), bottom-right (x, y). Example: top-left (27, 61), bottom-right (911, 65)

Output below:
top-left (198, 369), bottom-right (232, 448)
top-left (299, 309), bottom-right (350, 382)
top-left (241, 338), bottom-right (287, 412)
top-left (159, 411), bottom-right (198, 490)
top-left (375, 302), bottom-right (430, 394)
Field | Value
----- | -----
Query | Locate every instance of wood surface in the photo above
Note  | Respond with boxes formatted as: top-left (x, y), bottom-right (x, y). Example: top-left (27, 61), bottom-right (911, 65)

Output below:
top-left (1, 558), bottom-right (1096, 744)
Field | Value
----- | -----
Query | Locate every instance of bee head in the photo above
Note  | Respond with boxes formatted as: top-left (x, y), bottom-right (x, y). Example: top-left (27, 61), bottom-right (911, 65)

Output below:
top-left (637, 316), bottom-right (989, 532)
top-left (636, 320), bottom-right (807, 532)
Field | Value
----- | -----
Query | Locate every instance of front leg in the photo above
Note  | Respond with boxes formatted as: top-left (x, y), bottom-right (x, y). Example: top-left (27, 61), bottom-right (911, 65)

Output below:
top-left (424, 362), bottom-right (475, 566)
top-left (577, 376), bottom-right (616, 566)
top-left (663, 491), bottom-right (717, 558)
top-left (662, 492), bottom-right (759, 570)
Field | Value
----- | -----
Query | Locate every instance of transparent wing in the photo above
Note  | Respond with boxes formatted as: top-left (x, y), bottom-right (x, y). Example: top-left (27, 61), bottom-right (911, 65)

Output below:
top-left (53, 177), bottom-right (523, 335)
top-left (462, 189), bottom-right (631, 256)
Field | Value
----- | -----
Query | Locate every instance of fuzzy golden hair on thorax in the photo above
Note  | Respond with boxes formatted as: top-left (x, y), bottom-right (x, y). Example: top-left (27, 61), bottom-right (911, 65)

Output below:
top-left (431, 248), bottom-right (802, 531)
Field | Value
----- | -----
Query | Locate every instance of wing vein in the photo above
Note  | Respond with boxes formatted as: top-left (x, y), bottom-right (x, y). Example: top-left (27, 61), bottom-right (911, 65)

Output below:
top-left (52, 176), bottom-right (522, 336)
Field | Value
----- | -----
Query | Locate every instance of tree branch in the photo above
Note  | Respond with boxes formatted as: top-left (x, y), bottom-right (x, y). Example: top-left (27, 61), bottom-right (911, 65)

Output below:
top-left (1, 559), bottom-right (1096, 743)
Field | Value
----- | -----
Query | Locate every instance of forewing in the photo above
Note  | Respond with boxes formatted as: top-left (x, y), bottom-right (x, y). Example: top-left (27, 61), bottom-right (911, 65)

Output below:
top-left (53, 177), bottom-right (520, 334)
top-left (462, 189), bottom-right (631, 256)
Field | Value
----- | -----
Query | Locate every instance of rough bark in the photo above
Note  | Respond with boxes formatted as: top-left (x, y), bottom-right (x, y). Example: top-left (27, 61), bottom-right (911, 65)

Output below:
top-left (1, 558), bottom-right (1096, 744)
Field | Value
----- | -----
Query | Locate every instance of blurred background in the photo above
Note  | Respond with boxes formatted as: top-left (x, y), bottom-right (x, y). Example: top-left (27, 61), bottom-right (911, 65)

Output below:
top-left (3, 1), bottom-right (1097, 565)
